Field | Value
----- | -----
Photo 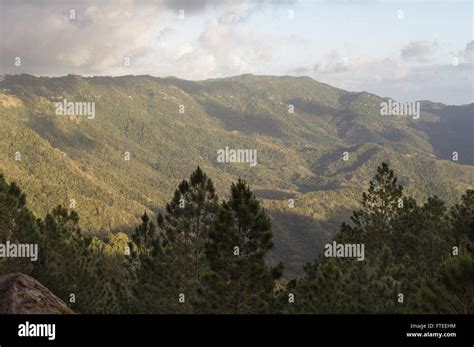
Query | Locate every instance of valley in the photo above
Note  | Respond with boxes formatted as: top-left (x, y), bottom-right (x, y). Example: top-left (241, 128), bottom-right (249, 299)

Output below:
top-left (0, 73), bottom-right (472, 276)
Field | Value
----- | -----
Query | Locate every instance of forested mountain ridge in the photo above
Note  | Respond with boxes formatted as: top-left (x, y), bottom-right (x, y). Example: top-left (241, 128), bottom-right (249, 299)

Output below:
top-left (0, 73), bottom-right (472, 275)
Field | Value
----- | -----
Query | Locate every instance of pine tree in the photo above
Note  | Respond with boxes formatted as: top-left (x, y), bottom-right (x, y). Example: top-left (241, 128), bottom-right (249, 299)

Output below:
top-left (296, 163), bottom-right (407, 313)
top-left (130, 212), bottom-right (169, 313)
top-left (450, 189), bottom-right (474, 252)
top-left (418, 253), bottom-right (474, 313)
top-left (32, 206), bottom-right (99, 313)
top-left (85, 233), bottom-right (137, 314)
top-left (334, 163), bottom-right (403, 312)
top-left (155, 166), bottom-right (219, 313)
top-left (204, 178), bottom-right (283, 313)
top-left (292, 259), bottom-right (347, 313)
top-left (0, 174), bottom-right (40, 275)
top-left (337, 162), bottom-right (403, 252)
top-left (132, 212), bottom-right (157, 256)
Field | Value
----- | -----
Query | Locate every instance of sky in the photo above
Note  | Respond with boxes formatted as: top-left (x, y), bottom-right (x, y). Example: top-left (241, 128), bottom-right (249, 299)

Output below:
top-left (0, 0), bottom-right (473, 104)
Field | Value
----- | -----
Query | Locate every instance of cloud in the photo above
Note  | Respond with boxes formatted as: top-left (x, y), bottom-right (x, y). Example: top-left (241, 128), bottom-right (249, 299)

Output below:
top-left (461, 40), bottom-right (474, 63)
top-left (175, 17), bottom-right (273, 79)
top-left (161, 0), bottom-right (296, 16)
top-left (0, 0), bottom-right (286, 77)
top-left (311, 56), bottom-right (473, 104)
top-left (313, 52), bottom-right (409, 80)
top-left (301, 40), bottom-right (473, 104)
top-left (161, 0), bottom-right (224, 13)
top-left (288, 66), bottom-right (310, 75)
top-left (0, 0), bottom-right (164, 76)
top-left (313, 51), bottom-right (348, 73)
top-left (400, 40), bottom-right (439, 62)
top-left (0, 0), bottom-right (470, 104)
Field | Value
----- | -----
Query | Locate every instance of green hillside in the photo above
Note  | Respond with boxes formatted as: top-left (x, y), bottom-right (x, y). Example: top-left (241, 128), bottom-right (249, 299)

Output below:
top-left (1, 73), bottom-right (472, 276)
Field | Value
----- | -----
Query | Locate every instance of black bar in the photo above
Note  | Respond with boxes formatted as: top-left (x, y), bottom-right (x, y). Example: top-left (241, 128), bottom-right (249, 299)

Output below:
top-left (0, 314), bottom-right (472, 346)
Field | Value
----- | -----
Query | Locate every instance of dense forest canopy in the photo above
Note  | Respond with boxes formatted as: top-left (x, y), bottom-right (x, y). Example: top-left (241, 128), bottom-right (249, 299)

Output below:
top-left (1, 163), bottom-right (472, 314)
top-left (1, 75), bottom-right (473, 276)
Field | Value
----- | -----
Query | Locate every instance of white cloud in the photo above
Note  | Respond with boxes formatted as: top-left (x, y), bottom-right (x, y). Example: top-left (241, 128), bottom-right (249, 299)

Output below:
top-left (308, 47), bottom-right (472, 104)
top-left (0, 0), bottom-right (164, 76)
top-left (400, 40), bottom-right (439, 62)
top-left (0, 0), bottom-right (279, 78)
top-left (174, 17), bottom-right (273, 79)
top-left (314, 52), bottom-right (409, 81)
top-left (461, 40), bottom-right (474, 63)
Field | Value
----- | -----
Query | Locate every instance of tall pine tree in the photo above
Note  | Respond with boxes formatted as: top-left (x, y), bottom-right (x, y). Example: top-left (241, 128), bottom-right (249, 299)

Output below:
top-left (156, 167), bottom-right (219, 313)
top-left (204, 178), bottom-right (283, 313)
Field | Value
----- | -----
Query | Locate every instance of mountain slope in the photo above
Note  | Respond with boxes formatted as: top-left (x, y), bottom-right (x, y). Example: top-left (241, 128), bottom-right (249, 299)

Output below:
top-left (0, 74), bottom-right (472, 275)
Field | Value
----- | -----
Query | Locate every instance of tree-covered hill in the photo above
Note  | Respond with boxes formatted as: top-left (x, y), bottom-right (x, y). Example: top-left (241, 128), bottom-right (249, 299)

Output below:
top-left (1, 74), bottom-right (472, 276)
top-left (0, 164), bottom-right (472, 314)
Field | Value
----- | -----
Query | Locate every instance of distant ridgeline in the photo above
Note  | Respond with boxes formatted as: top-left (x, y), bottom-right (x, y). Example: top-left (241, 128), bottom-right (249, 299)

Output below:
top-left (0, 73), bottom-right (473, 276)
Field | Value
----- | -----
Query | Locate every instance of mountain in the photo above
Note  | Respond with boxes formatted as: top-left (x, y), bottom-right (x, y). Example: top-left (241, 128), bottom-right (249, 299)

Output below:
top-left (0, 74), bottom-right (473, 276)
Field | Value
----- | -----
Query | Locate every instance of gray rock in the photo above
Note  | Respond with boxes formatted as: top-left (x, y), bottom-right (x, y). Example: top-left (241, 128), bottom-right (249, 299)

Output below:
top-left (0, 273), bottom-right (74, 314)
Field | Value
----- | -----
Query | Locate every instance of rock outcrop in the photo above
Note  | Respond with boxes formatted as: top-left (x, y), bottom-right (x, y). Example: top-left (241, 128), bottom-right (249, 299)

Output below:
top-left (0, 273), bottom-right (74, 314)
